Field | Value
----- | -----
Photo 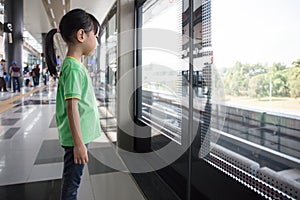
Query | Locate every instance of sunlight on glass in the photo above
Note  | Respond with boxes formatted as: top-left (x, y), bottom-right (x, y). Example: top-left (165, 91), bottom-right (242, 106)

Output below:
top-left (212, 0), bottom-right (300, 116)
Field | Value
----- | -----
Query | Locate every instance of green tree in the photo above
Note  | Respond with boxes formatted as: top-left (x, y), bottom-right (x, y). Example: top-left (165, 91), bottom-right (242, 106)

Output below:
top-left (268, 63), bottom-right (287, 97)
top-left (272, 73), bottom-right (288, 96)
top-left (224, 62), bottom-right (269, 96)
top-left (223, 60), bottom-right (299, 98)
top-left (248, 74), bottom-right (269, 98)
top-left (292, 59), bottom-right (300, 68)
top-left (287, 65), bottom-right (300, 97)
top-left (273, 62), bottom-right (286, 71)
top-left (224, 62), bottom-right (245, 95)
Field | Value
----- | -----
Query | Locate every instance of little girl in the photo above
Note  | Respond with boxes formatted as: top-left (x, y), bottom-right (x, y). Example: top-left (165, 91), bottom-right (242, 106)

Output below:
top-left (45, 9), bottom-right (101, 200)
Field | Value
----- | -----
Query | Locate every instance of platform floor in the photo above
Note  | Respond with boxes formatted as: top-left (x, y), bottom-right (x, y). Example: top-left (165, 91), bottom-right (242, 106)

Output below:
top-left (0, 82), bottom-right (146, 200)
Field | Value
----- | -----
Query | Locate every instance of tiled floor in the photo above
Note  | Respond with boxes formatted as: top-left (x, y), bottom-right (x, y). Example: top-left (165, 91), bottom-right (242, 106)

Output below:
top-left (0, 83), bottom-right (146, 200)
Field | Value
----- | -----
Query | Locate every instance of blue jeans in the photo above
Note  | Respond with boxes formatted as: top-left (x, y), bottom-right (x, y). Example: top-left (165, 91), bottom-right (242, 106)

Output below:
top-left (12, 77), bottom-right (20, 92)
top-left (60, 145), bottom-right (88, 200)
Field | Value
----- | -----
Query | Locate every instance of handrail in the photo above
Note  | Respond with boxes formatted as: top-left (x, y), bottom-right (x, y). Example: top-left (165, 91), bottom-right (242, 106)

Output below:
top-left (211, 127), bottom-right (300, 165)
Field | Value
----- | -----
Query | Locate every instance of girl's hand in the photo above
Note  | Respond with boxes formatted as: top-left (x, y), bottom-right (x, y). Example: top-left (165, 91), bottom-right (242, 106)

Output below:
top-left (73, 143), bottom-right (88, 165)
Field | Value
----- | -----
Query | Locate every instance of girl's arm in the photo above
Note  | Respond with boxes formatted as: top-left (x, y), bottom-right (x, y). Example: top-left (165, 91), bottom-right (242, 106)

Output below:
top-left (66, 98), bottom-right (88, 164)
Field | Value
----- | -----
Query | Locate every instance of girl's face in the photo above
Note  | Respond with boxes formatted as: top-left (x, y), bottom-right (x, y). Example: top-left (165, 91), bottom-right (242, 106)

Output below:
top-left (83, 29), bottom-right (99, 56)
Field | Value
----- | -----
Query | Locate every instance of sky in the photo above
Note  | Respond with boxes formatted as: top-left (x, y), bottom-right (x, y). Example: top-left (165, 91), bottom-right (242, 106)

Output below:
top-left (211, 0), bottom-right (300, 68)
top-left (141, 0), bottom-right (300, 70)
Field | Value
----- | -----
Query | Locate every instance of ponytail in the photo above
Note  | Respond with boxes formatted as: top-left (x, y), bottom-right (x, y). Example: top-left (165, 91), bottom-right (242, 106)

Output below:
top-left (45, 29), bottom-right (58, 76)
top-left (45, 9), bottom-right (101, 77)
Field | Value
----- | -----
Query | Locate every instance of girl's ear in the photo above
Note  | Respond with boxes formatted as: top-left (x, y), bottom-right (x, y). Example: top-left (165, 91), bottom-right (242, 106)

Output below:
top-left (76, 29), bottom-right (85, 43)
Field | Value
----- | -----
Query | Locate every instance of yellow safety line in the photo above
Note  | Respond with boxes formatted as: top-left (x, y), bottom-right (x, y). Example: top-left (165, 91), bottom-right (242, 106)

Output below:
top-left (0, 104), bottom-right (16, 114)
top-left (0, 83), bottom-right (53, 114)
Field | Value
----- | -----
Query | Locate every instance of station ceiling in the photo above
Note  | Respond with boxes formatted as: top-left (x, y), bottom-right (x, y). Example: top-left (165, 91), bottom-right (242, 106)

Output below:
top-left (23, 0), bottom-right (115, 52)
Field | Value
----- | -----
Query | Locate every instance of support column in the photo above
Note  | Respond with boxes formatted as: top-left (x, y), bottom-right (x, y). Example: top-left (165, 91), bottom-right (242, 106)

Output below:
top-left (117, 0), bottom-right (135, 151)
top-left (117, 0), bottom-right (151, 153)
top-left (4, 0), bottom-right (24, 87)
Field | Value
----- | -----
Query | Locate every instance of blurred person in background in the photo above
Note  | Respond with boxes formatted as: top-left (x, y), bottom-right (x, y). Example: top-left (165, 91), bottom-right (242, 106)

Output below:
top-left (9, 61), bottom-right (21, 93)
top-left (0, 59), bottom-right (8, 92)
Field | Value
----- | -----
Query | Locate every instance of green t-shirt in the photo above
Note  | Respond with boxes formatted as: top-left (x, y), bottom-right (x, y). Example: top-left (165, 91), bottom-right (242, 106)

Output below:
top-left (56, 56), bottom-right (100, 146)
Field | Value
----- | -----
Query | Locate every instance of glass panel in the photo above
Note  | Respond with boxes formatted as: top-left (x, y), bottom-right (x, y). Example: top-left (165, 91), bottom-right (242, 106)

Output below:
top-left (191, 0), bottom-right (217, 161)
top-left (97, 28), bottom-right (108, 130)
top-left (91, 13), bottom-right (118, 140)
top-left (137, 0), bottom-right (300, 199)
top-left (141, 0), bottom-right (183, 144)
top-left (98, 14), bottom-right (117, 139)
top-left (106, 14), bottom-right (117, 119)
top-left (98, 29), bottom-right (107, 102)
top-left (191, 0), bottom-right (300, 199)
top-left (139, 1), bottom-right (190, 199)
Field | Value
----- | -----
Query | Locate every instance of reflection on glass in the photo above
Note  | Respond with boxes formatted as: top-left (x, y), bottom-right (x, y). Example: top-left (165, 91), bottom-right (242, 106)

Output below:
top-left (141, 0), bottom-right (183, 144)
top-left (209, 0), bottom-right (300, 199)
top-left (106, 14), bottom-right (117, 118)
top-left (90, 9), bottom-right (118, 135)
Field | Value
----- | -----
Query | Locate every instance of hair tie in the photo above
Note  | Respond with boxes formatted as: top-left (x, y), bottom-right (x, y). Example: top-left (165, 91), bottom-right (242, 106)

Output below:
top-left (57, 27), bottom-right (60, 33)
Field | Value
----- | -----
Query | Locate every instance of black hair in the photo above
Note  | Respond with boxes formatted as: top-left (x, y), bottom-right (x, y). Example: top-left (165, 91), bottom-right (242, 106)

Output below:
top-left (45, 9), bottom-right (100, 76)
